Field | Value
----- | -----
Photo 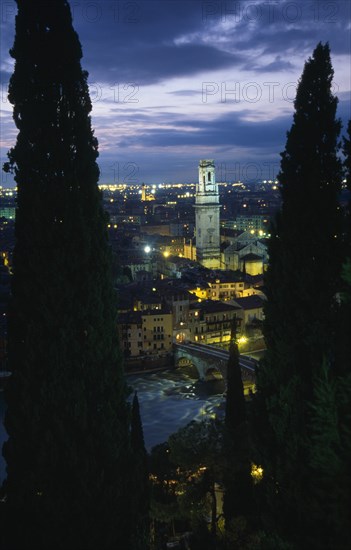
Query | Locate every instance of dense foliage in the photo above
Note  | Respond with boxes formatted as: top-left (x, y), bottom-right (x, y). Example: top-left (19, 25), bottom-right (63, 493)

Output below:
top-left (1, 1), bottom-right (131, 548)
top-left (131, 392), bottom-right (150, 549)
top-left (254, 42), bottom-right (350, 548)
top-left (223, 327), bottom-right (253, 534)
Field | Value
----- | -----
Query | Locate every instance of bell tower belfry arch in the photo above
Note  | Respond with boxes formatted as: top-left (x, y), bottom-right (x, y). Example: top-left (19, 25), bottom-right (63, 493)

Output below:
top-left (194, 160), bottom-right (221, 268)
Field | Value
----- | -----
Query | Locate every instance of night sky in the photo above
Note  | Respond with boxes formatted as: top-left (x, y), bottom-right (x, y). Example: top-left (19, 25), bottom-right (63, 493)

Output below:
top-left (1, 0), bottom-right (350, 185)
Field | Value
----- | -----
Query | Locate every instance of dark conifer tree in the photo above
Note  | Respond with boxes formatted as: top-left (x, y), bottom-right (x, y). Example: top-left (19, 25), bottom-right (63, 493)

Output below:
top-left (343, 120), bottom-right (351, 189)
top-left (1, 1), bottom-right (131, 548)
top-left (319, 123), bottom-right (351, 546)
top-left (342, 120), bottom-right (351, 252)
top-left (254, 43), bottom-right (343, 546)
top-left (334, 121), bottom-right (351, 379)
top-left (223, 322), bottom-right (253, 529)
top-left (130, 392), bottom-right (150, 550)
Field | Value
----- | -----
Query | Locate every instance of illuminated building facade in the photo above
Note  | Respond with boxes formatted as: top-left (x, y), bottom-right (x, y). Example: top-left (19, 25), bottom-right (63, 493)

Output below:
top-left (194, 160), bottom-right (221, 268)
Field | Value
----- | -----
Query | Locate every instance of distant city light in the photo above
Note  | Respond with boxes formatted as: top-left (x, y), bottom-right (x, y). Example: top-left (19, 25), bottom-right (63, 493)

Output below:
top-left (144, 246), bottom-right (151, 253)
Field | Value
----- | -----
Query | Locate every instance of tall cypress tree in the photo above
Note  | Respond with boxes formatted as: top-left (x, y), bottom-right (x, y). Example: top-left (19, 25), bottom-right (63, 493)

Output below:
top-left (1, 1), bottom-right (131, 548)
top-left (343, 120), bottom-right (351, 192)
top-left (334, 121), bottom-right (351, 379)
top-left (255, 43), bottom-right (343, 546)
top-left (223, 322), bottom-right (253, 529)
top-left (130, 392), bottom-right (150, 550)
top-left (343, 120), bottom-right (351, 254)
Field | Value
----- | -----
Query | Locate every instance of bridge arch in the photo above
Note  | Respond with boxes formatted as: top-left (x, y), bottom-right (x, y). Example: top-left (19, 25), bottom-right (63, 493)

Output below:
top-left (204, 367), bottom-right (223, 381)
top-left (175, 355), bottom-right (202, 380)
top-left (174, 342), bottom-right (257, 388)
top-left (174, 344), bottom-right (227, 381)
top-left (175, 355), bottom-right (194, 369)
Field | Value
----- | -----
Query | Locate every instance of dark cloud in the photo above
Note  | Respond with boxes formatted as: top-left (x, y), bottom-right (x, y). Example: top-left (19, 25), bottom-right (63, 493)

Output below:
top-left (74, 0), bottom-right (211, 83)
top-left (73, 0), bottom-right (204, 45)
top-left (76, 0), bottom-right (350, 85)
top-left (226, 0), bottom-right (351, 60)
top-left (247, 56), bottom-right (295, 73)
top-left (113, 110), bottom-right (292, 149)
top-left (85, 43), bottom-right (240, 85)
top-left (1, 0), bottom-right (350, 184)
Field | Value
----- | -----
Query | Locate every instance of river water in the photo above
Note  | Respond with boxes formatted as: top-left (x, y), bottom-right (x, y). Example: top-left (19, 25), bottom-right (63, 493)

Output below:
top-left (0, 366), bottom-right (225, 484)
top-left (127, 366), bottom-right (225, 451)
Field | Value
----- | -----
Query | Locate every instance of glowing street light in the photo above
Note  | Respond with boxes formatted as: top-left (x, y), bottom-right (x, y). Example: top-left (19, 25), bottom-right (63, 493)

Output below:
top-left (144, 245), bottom-right (151, 253)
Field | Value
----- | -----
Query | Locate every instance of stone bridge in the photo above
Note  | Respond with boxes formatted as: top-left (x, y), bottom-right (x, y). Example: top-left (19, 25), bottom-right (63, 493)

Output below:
top-left (174, 342), bottom-right (257, 388)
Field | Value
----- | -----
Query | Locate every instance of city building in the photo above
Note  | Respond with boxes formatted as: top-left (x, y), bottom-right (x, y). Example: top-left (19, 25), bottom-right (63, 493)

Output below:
top-left (117, 308), bottom-right (173, 359)
top-left (221, 229), bottom-right (268, 274)
top-left (228, 214), bottom-right (269, 233)
top-left (230, 294), bottom-right (265, 331)
top-left (188, 300), bottom-right (241, 346)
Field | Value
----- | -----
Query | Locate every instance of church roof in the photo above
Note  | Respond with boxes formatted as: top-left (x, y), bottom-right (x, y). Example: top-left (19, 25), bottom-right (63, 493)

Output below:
top-left (233, 295), bottom-right (265, 310)
top-left (190, 300), bottom-right (240, 313)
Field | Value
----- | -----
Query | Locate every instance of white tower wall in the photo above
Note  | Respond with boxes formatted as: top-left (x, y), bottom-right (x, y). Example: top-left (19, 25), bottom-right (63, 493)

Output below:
top-left (194, 160), bottom-right (221, 269)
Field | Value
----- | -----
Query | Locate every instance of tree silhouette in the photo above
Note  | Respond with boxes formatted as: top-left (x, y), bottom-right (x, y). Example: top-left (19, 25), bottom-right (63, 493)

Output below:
top-left (1, 1), bottom-right (131, 548)
top-left (223, 320), bottom-right (253, 535)
top-left (255, 42), bottom-right (345, 547)
top-left (130, 392), bottom-right (150, 549)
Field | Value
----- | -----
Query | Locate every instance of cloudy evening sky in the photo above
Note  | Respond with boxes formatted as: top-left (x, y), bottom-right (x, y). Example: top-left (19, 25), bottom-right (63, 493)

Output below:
top-left (1, 0), bottom-right (350, 185)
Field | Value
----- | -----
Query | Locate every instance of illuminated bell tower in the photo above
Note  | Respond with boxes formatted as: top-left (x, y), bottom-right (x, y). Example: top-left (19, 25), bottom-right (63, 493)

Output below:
top-left (194, 160), bottom-right (221, 268)
top-left (141, 183), bottom-right (146, 201)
